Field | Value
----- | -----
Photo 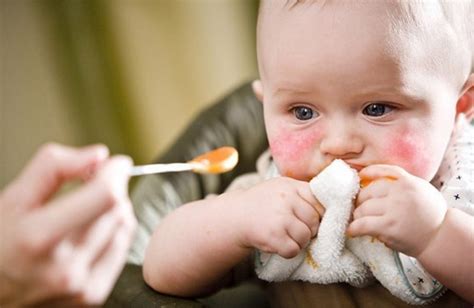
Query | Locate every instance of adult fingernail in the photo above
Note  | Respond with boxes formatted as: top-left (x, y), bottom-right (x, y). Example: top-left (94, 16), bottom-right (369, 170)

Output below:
top-left (112, 155), bottom-right (134, 171)
top-left (86, 144), bottom-right (109, 161)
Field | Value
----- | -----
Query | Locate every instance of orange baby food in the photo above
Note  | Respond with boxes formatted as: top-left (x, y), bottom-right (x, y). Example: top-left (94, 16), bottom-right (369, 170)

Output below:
top-left (189, 146), bottom-right (239, 174)
top-left (359, 176), bottom-right (397, 188)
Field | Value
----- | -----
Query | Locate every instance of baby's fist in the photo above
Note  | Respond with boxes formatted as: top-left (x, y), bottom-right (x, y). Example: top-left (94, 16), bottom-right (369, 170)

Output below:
top-left (229, 177), bottom-right (323, 258)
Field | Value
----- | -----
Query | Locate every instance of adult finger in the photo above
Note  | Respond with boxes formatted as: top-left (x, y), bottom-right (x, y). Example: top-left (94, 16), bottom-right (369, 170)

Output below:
top-left (8, 143), bottom-right (109, 209)
top-left (82, 198), bottom-right (135, 268)
top-left (80, 155), bottom-right (136, 265)
top-left (27, 156), bottom-right (132, 254)
top-left (76, 208), bottom-right (121, 268)
top-left (93, 154), bottom-right (134, 197)
top-left (81, 222), bottom-right (133, 304)
top-left (90, 200), bottom-right (135, 268)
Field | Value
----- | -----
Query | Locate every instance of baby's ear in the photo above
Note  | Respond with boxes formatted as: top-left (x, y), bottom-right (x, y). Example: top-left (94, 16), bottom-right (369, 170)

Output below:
top-left (252, 79), bottom-right (264, 103)
top-left (456, 73), bottom-right (474, 120)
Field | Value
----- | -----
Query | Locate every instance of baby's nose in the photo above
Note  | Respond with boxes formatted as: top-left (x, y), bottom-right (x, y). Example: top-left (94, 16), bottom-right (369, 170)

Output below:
top-left (319, 124), bottom-right (363, 158)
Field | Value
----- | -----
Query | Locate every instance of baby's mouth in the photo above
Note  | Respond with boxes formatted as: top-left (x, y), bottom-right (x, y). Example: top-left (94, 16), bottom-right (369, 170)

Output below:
top-left (345, 162), bottom-right (365, 172)
top-left (313, 161), bottom-right (365, 176)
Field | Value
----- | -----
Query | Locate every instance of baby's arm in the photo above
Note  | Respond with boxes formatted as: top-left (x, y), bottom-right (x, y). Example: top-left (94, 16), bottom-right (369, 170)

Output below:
top-left (416, 208), bottom-right (474, 304)
top-left (347, 165), bottom-right (473, 303)
top-left (143, 177), bottom-right (323, 297)
top-left (143, 193), bottom-right (251, 297)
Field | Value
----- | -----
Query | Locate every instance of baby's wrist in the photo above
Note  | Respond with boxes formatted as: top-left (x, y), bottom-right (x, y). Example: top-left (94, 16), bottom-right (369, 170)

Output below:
top-left (416, 208), bottom-right (451, 261)
top-left (213, 191), bottom-right (253, 253)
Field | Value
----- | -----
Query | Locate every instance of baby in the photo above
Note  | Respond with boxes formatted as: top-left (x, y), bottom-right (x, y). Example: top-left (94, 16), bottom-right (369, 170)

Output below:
top-left (143, 1), bottom-right (474, 306)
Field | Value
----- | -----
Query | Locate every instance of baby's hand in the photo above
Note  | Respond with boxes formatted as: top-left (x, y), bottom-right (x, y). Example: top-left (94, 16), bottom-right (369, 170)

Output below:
top-left (227, 177), bottom-right (324, 259)
top-left (347, 165), bottom-right (447, 258)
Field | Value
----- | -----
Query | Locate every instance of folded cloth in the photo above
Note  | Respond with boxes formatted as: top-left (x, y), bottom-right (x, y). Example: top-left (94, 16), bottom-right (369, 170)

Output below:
top-left (255, 159), bottom-right (445, 305)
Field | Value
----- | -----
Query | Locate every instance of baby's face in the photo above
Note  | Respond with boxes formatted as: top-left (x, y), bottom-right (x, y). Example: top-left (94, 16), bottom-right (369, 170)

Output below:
top-left (257, 2), bottom-right (462, 181)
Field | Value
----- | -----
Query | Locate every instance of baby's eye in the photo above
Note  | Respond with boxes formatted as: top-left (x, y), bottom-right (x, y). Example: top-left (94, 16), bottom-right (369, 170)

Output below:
top-left (362, 102), bottom-right (394, 117)
top-left (293, 106), bottom-right (316, 121)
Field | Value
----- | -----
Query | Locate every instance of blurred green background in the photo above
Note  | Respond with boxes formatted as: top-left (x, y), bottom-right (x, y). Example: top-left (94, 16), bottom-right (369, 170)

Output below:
top-left (1, 0), bottom-right (259, 188)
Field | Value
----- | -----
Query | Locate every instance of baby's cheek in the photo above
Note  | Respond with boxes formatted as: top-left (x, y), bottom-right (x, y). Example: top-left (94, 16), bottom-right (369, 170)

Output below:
top-left (384, 129), bottom-right (432, 178)
top-left (269, 129), bottom-right (322, 179)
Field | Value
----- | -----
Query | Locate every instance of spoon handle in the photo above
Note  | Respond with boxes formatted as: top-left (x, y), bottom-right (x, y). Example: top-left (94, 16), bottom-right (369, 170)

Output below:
top-left (130, 163), bottom-right (194, 176)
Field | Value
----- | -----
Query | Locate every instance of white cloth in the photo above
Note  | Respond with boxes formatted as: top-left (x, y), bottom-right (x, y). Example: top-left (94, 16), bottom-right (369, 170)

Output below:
top-left (254, 116), bottom-right (474, 305)
top-left (256, 160), bottom-right (373, 287)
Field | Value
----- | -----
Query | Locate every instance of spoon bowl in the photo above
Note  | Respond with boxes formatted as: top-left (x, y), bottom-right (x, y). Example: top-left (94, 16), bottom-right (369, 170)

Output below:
top-left (189, 146), bottom-right (239, 174)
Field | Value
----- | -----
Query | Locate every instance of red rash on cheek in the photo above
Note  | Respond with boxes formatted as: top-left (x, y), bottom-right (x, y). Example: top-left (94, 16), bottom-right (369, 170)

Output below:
top-left (385, 128), bottom-right (431, 177)
top-left (269, 127), bottom-right (323, 177)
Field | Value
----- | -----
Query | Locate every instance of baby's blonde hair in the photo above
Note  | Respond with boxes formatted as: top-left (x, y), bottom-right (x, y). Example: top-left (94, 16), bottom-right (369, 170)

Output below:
top-left (258, 0), bottom-right (474, 87)
top-left (387, 1), bottom-right (473, 89)
top-left (437, 0), bottom-right (474, 74)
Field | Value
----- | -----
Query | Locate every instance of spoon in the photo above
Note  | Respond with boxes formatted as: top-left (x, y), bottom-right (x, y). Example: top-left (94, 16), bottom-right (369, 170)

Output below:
top-left (130, 147), bottom-right (239, 176)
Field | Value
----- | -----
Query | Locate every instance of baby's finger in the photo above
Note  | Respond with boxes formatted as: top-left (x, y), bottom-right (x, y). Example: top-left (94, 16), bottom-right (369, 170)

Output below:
top-left (359, 164), bottom-right (406, 184)
top-left (276, 237), bottom-right (301, 259)
top-left (296, 184), bottom-right (325, 217)
top-left (292, 202), bottom-right (320, 236)
top-left (346, 216), bottom-right (385, 238)
top-left (353, 198), bottom-right (386, 220)
top-left (286, 219), bottom-right (312, 249)
top-left (357, 180), bottom-right (391, 205)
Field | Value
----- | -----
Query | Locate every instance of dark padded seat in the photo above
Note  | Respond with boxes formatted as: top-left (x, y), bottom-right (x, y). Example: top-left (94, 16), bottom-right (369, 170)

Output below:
top-left (106, 82), bottom-right (270, 307)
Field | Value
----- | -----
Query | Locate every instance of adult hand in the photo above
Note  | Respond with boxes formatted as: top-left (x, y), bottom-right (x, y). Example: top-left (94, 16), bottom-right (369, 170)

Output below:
top-left (0, 143), bottom-right (136, 307)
